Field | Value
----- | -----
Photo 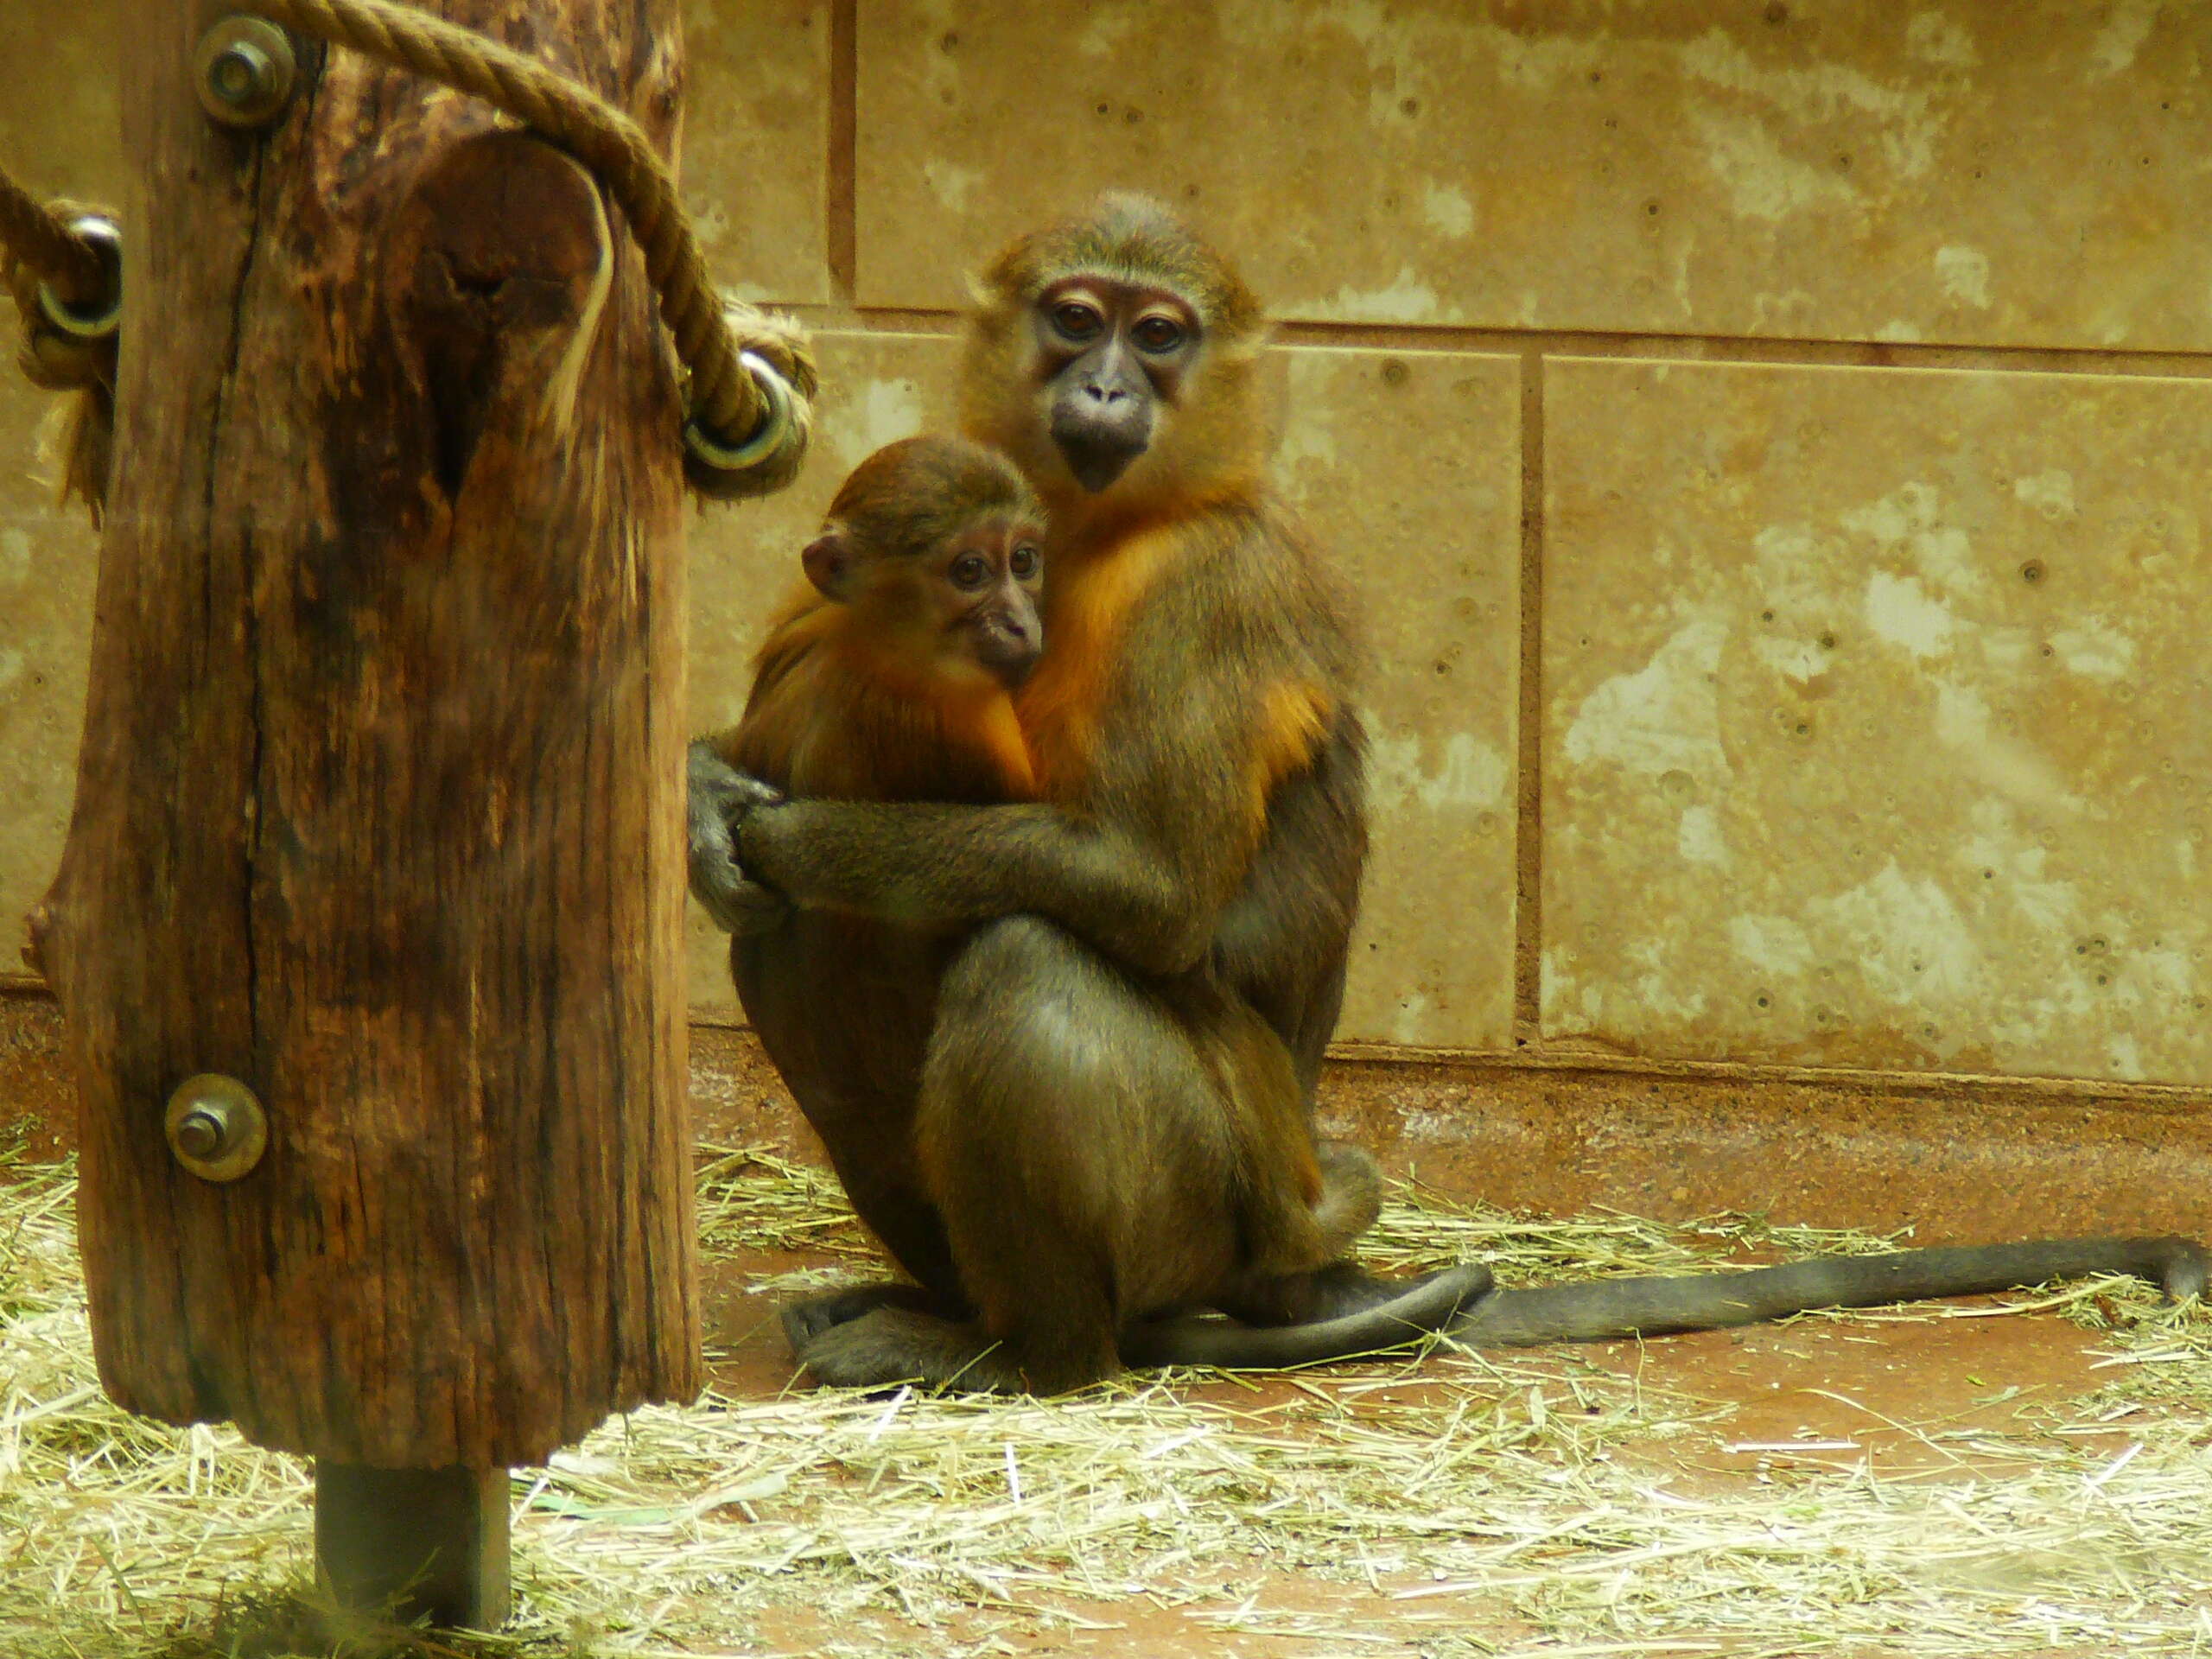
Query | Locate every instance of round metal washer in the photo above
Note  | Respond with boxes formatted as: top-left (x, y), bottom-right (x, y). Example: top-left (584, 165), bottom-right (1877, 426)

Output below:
top-left (164, 1072), bottom-right (269, 1183)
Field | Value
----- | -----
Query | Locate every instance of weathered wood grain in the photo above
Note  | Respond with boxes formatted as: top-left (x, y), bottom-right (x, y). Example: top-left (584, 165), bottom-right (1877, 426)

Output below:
top-left (41, 0), bottom-right (697, 1470)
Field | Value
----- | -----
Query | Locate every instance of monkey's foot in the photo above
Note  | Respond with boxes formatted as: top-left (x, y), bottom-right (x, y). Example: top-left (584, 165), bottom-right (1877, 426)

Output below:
top-left (796, 1306), bottom-right (1027, 1394)
top-left (780, 1281), bottom-right (954, 1355)
top-left (685, 742), bottom-right (789, 934)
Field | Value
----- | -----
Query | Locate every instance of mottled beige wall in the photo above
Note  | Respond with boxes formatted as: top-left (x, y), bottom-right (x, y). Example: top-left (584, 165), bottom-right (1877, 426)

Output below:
top-left (0, 0), bottom-right (115, 988)
top-left (859, 2), bottom-right (2208, 350)
top-left (6, 3), bottom-right (2209, 1090)
top-left (1545, 360), bottom-right (2212, 1085)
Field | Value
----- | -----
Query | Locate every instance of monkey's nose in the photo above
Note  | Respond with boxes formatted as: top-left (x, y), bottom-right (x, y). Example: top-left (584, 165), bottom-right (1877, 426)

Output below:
top-left (982, 620), bottom-right (1041, 687)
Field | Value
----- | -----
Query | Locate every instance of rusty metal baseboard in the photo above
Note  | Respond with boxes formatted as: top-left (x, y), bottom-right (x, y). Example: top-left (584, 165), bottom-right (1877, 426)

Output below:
top-left (7, 981), bottom-right (2205, 1240)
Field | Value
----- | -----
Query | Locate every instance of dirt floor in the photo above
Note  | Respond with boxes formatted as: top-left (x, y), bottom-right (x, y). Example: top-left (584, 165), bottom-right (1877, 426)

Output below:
top-left (702, 1241), bottom-right (2132, 1484)
top-left (687, 1244), bottom-right (2179, 1659)
top-left (2, 1001), bottom-right (2207, 1658)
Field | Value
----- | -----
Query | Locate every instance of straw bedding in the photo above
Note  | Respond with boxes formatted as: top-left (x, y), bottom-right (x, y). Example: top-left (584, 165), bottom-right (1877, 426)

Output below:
top-left (3, 1126), bottom-right (2205, 1657)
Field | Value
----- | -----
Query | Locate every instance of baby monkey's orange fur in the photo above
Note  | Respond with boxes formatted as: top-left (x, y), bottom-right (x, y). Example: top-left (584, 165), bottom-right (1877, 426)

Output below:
top-left (722, 435), bottom-right (1044, 807)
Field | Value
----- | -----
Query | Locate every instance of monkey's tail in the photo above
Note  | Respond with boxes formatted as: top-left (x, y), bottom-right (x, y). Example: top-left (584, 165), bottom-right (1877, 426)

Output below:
top-left (1122, 1263), bottom-right (1494, 1372)
top-left (1449, 1235), bottom-right (2208, 1349)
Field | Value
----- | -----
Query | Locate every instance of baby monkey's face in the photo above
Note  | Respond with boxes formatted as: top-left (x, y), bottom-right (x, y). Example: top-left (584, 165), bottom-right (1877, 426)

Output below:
top-left (919, 512), bottom-right (1045, 689)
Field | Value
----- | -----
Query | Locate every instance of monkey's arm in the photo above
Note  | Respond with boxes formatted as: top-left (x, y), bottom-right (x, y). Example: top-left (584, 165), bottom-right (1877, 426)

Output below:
top-left (731, 789), bottom-right (1208, 975)
top-left (726, 621), bottom-right (1288, 976)
top-left (1451, 1236), bottom-right (2207, 1346)
top-left (687, 740), bottom-right (1180, 959)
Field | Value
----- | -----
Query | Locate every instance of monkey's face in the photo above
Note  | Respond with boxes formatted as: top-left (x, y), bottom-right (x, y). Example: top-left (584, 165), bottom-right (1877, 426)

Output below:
top-left (921, 515), bottom-right (1046, 689)
top-left (960, 200), bottom-right (1268, 518)
top-left (1031, 277), bottom-right (1200, 495)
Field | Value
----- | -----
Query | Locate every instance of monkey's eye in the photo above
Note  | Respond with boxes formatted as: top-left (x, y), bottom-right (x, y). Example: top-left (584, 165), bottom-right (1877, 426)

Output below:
top-left (950, 554), bottom-right (990, 589)
top-left (1132, 315), bottom-right (1185, 353)
top-left (1052, 302), bottom-right (1104, 341)
top-left (1010, 545), bottom-right (1040, 579)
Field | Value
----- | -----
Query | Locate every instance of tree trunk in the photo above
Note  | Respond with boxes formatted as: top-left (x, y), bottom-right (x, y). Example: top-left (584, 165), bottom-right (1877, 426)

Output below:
top-left (40, 0), bottom-right (697, 1479)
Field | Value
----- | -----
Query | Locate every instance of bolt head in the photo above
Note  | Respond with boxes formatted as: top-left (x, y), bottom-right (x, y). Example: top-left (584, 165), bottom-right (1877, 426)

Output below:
top-left (194, 17), bottom-right (297, 130)
top-left (209, 42), bottom-right (271, 106)
top-left (164, 1073), bottom-right (268, 1183)
top-left (175, 1110), bottom-right (226, 1159)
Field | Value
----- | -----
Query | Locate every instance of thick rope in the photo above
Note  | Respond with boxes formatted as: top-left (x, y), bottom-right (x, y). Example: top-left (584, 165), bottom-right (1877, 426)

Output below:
top-left (3, 1), bottom-right (809, 518)
top-left (247, 0), bottom-right (813, 491)
top-left (0, 180), bottom-right (118, 525)
top-left (0, 168), bottom-right (106, 306)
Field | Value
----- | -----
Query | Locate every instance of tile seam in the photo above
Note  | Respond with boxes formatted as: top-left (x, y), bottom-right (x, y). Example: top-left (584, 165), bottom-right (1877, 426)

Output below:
top-left (1329, 1039), bottom-right (2212, 1109)
top-left (1511, 351), bottom-right (1545, 1046)
top-left (789, 306), bottom-right (2212, 379)
top-left (652, 1002), bottom-right (2212, 1112)
top-left (823, 0), bottom-right (857, 302)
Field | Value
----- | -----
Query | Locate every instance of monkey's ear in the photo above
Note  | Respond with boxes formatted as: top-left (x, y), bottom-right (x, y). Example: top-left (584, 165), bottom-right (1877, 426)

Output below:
top-left (802, 530), bottom-right (857, 601)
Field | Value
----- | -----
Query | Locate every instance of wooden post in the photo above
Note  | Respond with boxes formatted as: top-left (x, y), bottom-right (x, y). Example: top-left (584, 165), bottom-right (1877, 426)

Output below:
top-left (35, 0), bottom-right (696, 1627)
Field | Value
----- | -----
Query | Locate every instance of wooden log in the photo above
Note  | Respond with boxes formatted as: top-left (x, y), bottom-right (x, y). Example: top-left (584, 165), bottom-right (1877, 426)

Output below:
top-left (38, 0), bottom-right (697, 1503)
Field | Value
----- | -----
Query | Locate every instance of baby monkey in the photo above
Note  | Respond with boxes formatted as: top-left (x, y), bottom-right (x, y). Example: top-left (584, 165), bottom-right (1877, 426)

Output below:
top-left (698, 435), bottom-right (1050, 1361)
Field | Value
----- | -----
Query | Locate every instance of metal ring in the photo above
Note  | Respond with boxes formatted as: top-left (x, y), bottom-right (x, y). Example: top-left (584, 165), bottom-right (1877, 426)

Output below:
top-left (683, 350), bottom-right (797, 474)
top-left (35, 215), bottom-right (124, 341)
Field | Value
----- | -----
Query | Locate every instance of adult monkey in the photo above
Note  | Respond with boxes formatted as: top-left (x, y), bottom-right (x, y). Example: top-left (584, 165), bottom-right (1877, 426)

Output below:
top-left (690, 196), bottom-right (2205, 1393)
top-left (705, 433), bottom-right (1398, 1340)
top-left (693, 194), bottom-right (1484, 1391)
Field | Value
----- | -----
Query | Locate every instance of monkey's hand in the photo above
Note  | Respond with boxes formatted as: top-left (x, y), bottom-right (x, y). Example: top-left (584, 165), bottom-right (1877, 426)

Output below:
top-left (688, 740), bottom-right (790, 935)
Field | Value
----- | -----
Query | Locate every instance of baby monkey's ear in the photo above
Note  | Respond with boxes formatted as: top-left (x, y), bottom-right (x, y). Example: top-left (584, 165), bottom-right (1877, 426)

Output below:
top-left (801, 526), bottom-right (857, 600)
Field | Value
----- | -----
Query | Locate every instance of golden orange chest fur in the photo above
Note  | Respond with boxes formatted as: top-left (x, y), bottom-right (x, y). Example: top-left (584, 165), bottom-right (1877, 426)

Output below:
top-left (1015, 526), bottom-right (1334, 830)
top-left (1014, 526), bottom-right (1178, 801)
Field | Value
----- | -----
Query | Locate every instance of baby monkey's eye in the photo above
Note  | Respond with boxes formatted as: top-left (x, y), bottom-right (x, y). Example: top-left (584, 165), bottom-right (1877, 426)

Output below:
top-left (1010, 545), bottom-right (1041, 579)
top-left (951, 555), bottom-right (990, 589)
top-left (1052, 302), bottom-right (1103, 340)
top-left (1132, 315), bottom-right (1185, 353)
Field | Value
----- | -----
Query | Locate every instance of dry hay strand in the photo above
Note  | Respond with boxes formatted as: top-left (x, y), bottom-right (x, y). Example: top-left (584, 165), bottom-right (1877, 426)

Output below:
top-left (694, 1144), bottom-right (877, 1264)
top-left (2, 1126), bottom-right (2207, 1657)
top-left (1355, 1177), bottom-right (1915, 1283)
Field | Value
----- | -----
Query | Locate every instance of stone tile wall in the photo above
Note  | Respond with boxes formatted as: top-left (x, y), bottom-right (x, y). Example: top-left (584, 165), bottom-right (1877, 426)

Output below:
top-left (4, 2), bottom-right (2208, 1085)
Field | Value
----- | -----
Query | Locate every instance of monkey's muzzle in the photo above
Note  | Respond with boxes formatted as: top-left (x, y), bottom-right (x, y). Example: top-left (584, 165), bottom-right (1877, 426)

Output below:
top-left (1051, 353), bottom-right (1154, 493)
top-left (973, 613), bottom-right (1041, 687)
